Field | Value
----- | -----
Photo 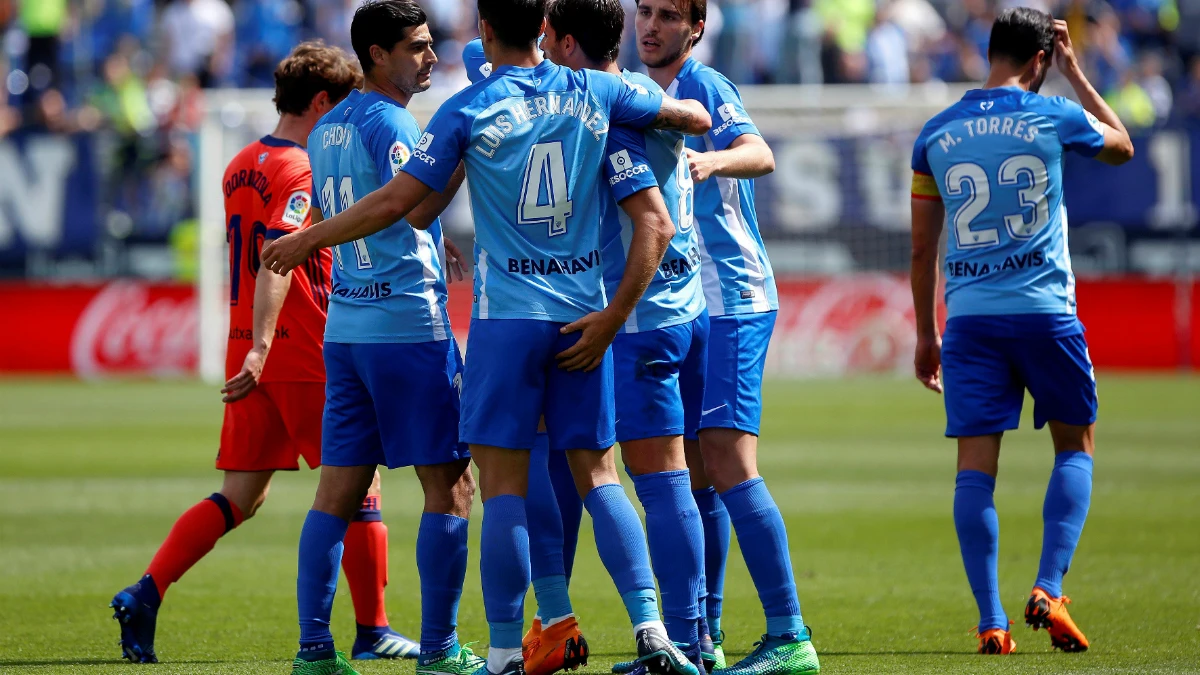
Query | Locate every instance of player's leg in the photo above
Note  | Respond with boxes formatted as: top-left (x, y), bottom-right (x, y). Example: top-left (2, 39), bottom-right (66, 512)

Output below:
top-left (458, 318), bottom-right (548, 675)
top-left (413, 458), bottom-right (481, 674)
top-left (549, 445), bottom-right (584, 578)
top-left (294, 342), bottom-right (386, 672)
top-left (1020, 333), bottom-right (1098, 652)
top-left (111, 384), bottom-right (288, 664)
top-left (685, 440), bottom-right (729, 671)
top-left (697, 312), bottom-right (816, 675)
top-left (546, 329), bottom-right (696, 675)
top-left (941, 328), bottom-right (1024, 655)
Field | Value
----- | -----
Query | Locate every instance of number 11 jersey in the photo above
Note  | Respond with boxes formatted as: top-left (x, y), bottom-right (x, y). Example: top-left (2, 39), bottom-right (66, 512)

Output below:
top-left (911, 87), bottom-right (1106, 322)
top-left (310, 89), bottom-right (453, 344)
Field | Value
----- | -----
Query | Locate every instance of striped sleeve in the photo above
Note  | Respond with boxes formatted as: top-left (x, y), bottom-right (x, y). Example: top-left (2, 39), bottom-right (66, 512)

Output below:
top-left (911, 171), bottom-right (942, 202)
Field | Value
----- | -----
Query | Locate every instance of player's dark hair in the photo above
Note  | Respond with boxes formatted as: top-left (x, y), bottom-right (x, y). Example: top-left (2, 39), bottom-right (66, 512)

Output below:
top-left (273, 41), bottom-right (363, 116)
top-left (987, 7), bottom-right (1055, 66)
top-left (547, 0), bottom-right (624, 63)
top-left (638, 0), bottom-right (707, 47)
top-left (478, 0), bottom-right (547, 49)
top-left (351, 0), bottom-right (428, 74)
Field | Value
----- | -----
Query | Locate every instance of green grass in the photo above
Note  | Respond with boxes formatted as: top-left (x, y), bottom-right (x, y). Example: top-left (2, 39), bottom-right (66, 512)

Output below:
top-left (1, 376), bottom-right (1198, 674)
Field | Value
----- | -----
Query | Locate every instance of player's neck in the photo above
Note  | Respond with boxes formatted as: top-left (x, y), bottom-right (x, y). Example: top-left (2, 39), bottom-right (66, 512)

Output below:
top-left (271, 114), bottom-right (313, 148)
top-left (982, 67), bottom-right (1030, 92)
top-left (364, 76), bottom-right (413, 108)
top-left (593, 59), bottom-right (621, 76)
top-left (646, 50), bottom-right (690, 90)
top-left (488, 43), bottom-right (543, 70)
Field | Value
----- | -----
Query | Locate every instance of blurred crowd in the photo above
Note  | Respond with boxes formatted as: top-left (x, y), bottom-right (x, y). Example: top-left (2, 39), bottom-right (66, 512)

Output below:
top-left (0, 0), bottom-right (1197, 244)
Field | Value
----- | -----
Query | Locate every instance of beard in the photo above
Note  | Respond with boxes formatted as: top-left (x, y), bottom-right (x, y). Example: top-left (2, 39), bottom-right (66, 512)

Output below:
top-left (641, 40), bottom-right (688, 69)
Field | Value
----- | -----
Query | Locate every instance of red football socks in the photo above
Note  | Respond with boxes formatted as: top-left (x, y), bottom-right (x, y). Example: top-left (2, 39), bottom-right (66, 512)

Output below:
top-left (342, 495), bottom-right (389, 628)
top-left (145, 493), bottom-right (244, 600)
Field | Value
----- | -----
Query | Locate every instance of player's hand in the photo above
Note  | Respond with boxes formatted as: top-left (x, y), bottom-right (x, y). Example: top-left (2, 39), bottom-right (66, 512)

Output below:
top-left (686, 148), bottom-right (718, 183)
top-left (556, 309), bottom-right (622, 372)
top-left (261, 231), bottom-right (314, 276)
top-left (914, 334), bottom-right (943, 394)
top-left (1052, 20), bottom-right (1082, 78)
top-left (221, 347), bottom-right (267, 403)
top-left (443, 236), bottom-right (468, 283)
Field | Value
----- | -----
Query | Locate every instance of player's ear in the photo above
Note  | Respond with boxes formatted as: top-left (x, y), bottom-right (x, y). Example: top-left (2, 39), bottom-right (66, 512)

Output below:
top-left (310, 90), bottom-right (331, 115)
top-left (692, 18), bottom-right (705, 44)
top-left (369, 43), bottom-right (388, 71)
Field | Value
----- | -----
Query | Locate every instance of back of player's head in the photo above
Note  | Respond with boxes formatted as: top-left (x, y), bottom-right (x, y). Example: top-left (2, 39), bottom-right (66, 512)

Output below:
top-left (478, 0), bottom-right (547, 50)
top-left (547, 0), bottom-right (625, 64)
top-left (274, 41), bottom-right (363, 116)
top-left (988, 7), bottom-right (1055, 67)
top-left (351, 0), bottom-right (428, 73)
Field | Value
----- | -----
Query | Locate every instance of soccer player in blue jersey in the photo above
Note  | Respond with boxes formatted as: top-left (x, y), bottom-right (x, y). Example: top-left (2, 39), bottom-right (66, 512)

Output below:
top-left (909, 8), bottom-right (1133, 656)
top-left (263, 2), bottom-right (713, 675)
top-left (635, 2), bottom-right (818, 674)
top-left (520, 2), bottom-right (710, 674)
top-left (282, 3), bottom-right (480, 675)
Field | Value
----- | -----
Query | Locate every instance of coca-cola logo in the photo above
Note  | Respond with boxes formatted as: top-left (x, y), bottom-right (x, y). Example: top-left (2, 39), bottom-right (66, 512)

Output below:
top-left (70, 283), bottom-right (198, 377)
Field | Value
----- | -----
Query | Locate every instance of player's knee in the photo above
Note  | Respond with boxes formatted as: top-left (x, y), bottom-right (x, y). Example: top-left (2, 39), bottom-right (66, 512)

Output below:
top-left (621, 437), bottom-right (685, 476)
top-left (419, 460), bottom-right (475, 518)
top-left (366, 469), bottom-right (383, 497)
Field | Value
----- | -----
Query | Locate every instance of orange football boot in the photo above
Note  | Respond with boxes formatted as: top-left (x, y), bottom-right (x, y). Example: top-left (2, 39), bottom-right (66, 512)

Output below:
top-left (974, 626), bottom-right (1018, 654)
top-left (523, 616), bottom-right (588, 675)
top-left (1025, 587), bottom-right (1089, 652)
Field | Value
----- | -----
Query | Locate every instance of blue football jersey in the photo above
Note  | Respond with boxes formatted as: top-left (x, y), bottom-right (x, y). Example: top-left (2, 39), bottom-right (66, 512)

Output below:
top-left (912, 87), bottom-right (1106, 323)
top-left (601, 70), bottom-right (704, 334)
top-left (403, 60), bottom-right (664, 322)
top-left (310, 90), bottom-right (452, 343)
top-left (669, 58), bottom-right (777, 317)
top-left (462, 38), bottom-right (491, 84)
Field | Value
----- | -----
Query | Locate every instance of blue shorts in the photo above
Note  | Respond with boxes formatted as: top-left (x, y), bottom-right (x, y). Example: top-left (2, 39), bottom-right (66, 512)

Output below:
top-left (699, 311), bottom-right (776, 436)
top-left (322, 340), bottom-right (469, 469)
top-left (612, 314), bottom-right (709, 443)
top-left (460, 318), bottom-right (616, 452)
top-left (941, 327), bottom-right (1098, 437)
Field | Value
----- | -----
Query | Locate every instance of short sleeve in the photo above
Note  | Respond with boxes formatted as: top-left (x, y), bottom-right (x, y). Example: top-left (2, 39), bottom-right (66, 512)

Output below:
top-left (366, 107), bottom-right (419, 187)
top-left (688, 70), bottom-right (760, 151)
top-left (1044, 96), bottom-right (1107, 157)
top-left (604, 126), bottom-right (658, 203)
top-left (910, 123), bottom-right (942, 201)
top-left (402, 101), bottom-right (469, 192)
top-left (911, 130), bottom-right (932, 175)
top-left (594, 71), bottom-right (663, 129)
top-left (266, 160), bottom-right (313, 238)
top-left (462, 39), bottom-right (491, 84)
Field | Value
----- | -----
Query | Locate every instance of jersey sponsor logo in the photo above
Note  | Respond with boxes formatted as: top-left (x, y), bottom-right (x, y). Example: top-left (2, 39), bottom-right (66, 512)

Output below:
top-left (389, 141), bottom-right (411, 176)
top-left (229, 325), bottom-right (290, 341)
top-left (507, 249), bottom-right (601, 276)
top-left (607, 149), bottom-right (650, 186)
top-left (413, 133), bottom-right (436, 165)
top-left (282, 191), bottom-right (311, 227)
top-left (945, 251), bottom-right (1047, 278)
top-left (1084, 110), bottom-right (1104, 135)
top-left (712, 103), bottom-right (750, 136)
top-left (659, 247), bottom-right (702, 279)
top-left (331, 280), bottom-right (393, 300)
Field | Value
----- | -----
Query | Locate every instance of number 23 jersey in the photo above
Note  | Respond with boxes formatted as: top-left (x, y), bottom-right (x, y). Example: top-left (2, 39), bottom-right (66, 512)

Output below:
top-left (911, 87), bottom-right (1106, 320)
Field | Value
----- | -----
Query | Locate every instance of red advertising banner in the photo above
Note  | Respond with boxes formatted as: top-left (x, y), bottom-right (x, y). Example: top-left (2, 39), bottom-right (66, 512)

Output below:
top-left (0, 277), bottom-right (1193, 376)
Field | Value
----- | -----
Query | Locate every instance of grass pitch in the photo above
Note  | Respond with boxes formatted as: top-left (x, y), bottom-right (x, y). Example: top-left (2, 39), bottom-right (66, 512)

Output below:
top-left (0, 376), bottom-right (1197, 674)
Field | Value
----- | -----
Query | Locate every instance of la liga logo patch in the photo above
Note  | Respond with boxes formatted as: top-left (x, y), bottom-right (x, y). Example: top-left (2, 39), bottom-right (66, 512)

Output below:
top-left (389, 141), bottom-right (411, 176)
top-left (282, 191), bottom-right (311, 226)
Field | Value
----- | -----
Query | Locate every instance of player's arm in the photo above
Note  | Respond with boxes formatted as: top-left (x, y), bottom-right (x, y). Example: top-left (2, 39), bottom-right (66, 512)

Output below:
top-left (649, 96), bottom-right (713, 136)
top-left (407, 161), bottom-right (465, 230)
top-left (262, 172), bottom-right (433, 275)
top-left (910, 173), bottom-right (944, 394)
top-left (557, 187), bottom-right (674, 372)
top-left (221, 264), bottom-right (291, 403)
top-left (686, 133), bottom-right (775, 182)
top-left (1052, 20), bottom-right (1133, 166)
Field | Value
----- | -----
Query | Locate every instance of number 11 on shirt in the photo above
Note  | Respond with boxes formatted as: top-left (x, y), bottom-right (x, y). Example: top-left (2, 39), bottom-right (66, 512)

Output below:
top-left (321, 175), bottom-right (373, 269)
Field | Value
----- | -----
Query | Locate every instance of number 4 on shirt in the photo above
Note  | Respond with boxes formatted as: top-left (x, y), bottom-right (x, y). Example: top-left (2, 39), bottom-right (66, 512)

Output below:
top-left (519, 142), bottom-right (573, 237)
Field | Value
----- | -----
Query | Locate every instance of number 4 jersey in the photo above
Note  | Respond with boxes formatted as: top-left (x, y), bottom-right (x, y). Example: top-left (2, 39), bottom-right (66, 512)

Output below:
top-left (309, 89), bottom-right (453, 343)
top-left (912, 87), bottom-right (1106, 322)
top-left (223, 135), bottom-right (330, 383)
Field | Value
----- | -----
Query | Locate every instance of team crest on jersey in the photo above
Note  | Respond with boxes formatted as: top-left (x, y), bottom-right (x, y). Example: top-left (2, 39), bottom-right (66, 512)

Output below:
top-left (479, 62), bottom-right (493, 78)
top-left (389, 141), bottom-right (411, 176)
top-left (283, 191), bottom-right (311, 226)
top-left (980, 100), bottom-right (995, 112)
top-left (258, 152), bottom-right (269, 165)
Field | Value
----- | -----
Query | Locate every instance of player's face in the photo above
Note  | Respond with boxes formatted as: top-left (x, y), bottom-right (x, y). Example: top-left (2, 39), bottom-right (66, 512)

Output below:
top-left (384, 24), bottom-right (438, 95)
top-left (541, 24), bottom-right (583, 71)
top-left (636, 0), bottom-right (697, 69)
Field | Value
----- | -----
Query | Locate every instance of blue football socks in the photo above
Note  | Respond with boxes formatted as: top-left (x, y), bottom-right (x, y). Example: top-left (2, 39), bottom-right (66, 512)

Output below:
top-left (633, 470), bottom-right (704, 645)
top-left (954, 470), bottom-right (1008, 631)
top-left (1035, 451), bottom-right (1094, 598)
top-left (720, 478), bottom-right (804, 638)
top-left (548, 449), bottom-right (583, 579)
top-left (297, 509), bottom-right (350, 656)
top-left (418, 512), bottom-right (469, 654)
top-left (692, 486), bottom-right (730, 630)
top-left (481, 495), bottom-right (530, 650)
top-left (584, 484), bottom-right (659, 626)
top-left (527, 434), bottom-right (570, 623)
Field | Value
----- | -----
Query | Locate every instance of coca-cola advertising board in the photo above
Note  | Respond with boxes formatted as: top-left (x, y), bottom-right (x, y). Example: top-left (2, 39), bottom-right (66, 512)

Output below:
top-left (0, 278), bottom-right (1194, 377)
